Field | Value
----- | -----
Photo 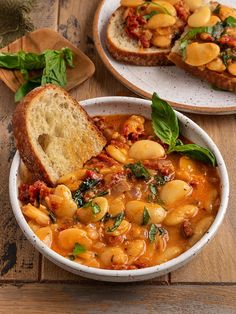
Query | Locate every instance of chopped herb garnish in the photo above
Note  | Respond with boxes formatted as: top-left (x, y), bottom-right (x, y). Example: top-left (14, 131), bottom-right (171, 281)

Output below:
top-left (143, 10), bottom-right (159, 20)
top-left (72, 178), bottom-right (101, 207)
top-left (96, 190), bottom-right (109, 197)
top-left (125, 162), bottom-right (150, 180)
top-left (107, 212), bottom-right (124, 232)
top-left (83, 200), bottom-right (101, 215)
top-left (148, 224), bottom-right (167, 243)
top-left (73, 242), bottom-right (86, 256)
top-left (101, 213), bottom-right (112, 222)
top-left (150, 184), bottom-right (157, 196)
top-left (155, 175), bottom-right (168, 186)
top-left (142, 207), bottom-right (150, 225)
top-left (224, 16), bottom-right (236, 27)
top-left (48, 211), bottom-right (57, 224)
top-left (213, 4), bottom-right (221, 14)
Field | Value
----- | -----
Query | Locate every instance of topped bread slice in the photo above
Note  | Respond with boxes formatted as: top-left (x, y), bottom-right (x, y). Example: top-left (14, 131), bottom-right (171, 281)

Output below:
top-left (106, 1), bottom-right (191, 66)
top-left (13, 84), bottom-right (106, 185)
top-left (168, 2), bottom-right (236, 92)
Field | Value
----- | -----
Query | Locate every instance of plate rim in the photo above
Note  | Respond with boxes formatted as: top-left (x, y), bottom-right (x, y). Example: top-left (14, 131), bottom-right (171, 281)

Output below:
top-left (93, 0), bottom-right (236, 115)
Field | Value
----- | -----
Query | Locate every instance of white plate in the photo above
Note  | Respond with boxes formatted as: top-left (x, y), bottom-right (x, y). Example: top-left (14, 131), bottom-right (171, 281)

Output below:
top-left (9, 96), bottom-right (229, 282)
top-left (93, 0), bottom-right (236, 114)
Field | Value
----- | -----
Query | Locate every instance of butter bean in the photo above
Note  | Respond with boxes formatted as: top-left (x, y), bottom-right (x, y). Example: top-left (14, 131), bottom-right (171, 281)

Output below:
top-left (206, 58), bottom-right (226, 73)
top-left (146, 14), bottom-right (176, 29)
top-left (160, 180), bottom-right (192, 205)
top-left (147, 1), bottom-right (177, 16)
top-left (129, 140), bottom-right (165, 160)
top-left (188, 6), bottom-right (211, 28)
top-left (185, 43), bottom-right (220, 67)
top-left (120, 0), bottom-right (143, 7)
top-left (164, 205), bottom-right (199, 226)
top-left (228, 62), bottom-right (236, 76)
top-left (185, 0), bottom-right (202, 12)
top-left (152, 35), bottom-right (172, 48)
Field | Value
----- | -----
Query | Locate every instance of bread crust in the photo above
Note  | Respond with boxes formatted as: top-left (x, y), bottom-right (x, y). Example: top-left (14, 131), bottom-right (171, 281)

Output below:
top-left (13, 84), bottom-right (106, 186)
top-left (106, 7), bottom-right (172, 66)
top-left (168, 52), bottom-right (236, 92)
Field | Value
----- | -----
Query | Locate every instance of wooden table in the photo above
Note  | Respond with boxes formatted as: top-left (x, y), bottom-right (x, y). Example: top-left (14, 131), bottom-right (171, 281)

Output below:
top-left (0, 1), bottom-right (235, 313)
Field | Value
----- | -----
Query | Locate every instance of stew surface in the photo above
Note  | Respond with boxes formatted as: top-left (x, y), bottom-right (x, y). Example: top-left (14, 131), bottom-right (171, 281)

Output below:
top-left (19, 114), bottom-right (221, 270)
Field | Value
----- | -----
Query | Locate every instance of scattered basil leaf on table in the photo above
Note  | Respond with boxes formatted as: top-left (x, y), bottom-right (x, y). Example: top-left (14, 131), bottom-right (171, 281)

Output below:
top-left (0, 47), bottom-right (74, 101)
top-left (151, 93), bottom-right (217, 166)
top-left (107, 212), bottom-right (124, 232)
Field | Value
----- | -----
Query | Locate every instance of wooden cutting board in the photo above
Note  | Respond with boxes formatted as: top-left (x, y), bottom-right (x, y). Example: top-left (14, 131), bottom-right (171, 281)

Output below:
top-left (0, 28), bottom-right (95, 93)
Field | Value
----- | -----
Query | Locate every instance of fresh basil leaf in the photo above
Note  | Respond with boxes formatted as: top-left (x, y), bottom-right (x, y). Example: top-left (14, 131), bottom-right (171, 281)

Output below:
top-left (73, 243), bottom-right (86, 256)
top-left (149, 224), bottom-right (158, 243)
top-left (150, 184), bottom-right (157, 196)
top-left (142, 207), bottom-right (150, 225)
top-left (107, 212), bottom-right (124, 232)
top-left (125, 162), bottom-right (150, 180)
top-left (154, 175), bottom-right (170, 186)
top-left (96, 190), bottom-right (109, 197)
top-left (41, 50), bottom-right (67, 86)
top-left (49, 211), bottom-right (57, 224)
top-left (91, 202), bottom-right (101, 215)
top-left (172, 144), bottom-right (217, 167)
top-left (72, 178), bottom-right (100, 207)
top-left (62, 47), bottom-right (74, 67)
top-left (221, 49), bottom-right (236, 66)
top-left (0, 51), bottom-right (45, 70)
top-left (149, 224), bottom-right (167, 243)
top-left (15, 76), bottom-right (41, 102)
top-left (143, 10), bottom-right (159, 20)
top-left (224, 16), bottom-right (236, 27)
top-left (151, 92), bottom-right (179, 150)
top-left (213, 4), bottom-right (221, 14)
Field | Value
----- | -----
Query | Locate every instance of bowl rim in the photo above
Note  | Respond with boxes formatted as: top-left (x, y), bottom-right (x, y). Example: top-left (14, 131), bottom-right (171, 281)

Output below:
top-left (9, 96), bottom-right (230, 279)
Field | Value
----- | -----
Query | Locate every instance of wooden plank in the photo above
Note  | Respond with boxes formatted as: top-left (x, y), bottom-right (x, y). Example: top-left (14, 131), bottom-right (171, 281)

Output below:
top-left (0, 0), bottom-right (59, 282)
top-left (0, 82), bottom-right (39, 280)
top-left (0, 283), bottom-right (235, 313)
top-left (30, 0), bottom-right (59, 30)
top-left (171, 115), bottom-right (236, 283)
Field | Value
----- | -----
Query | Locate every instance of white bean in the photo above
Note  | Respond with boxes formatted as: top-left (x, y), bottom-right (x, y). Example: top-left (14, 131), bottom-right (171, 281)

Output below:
top-left (125, 200), bottom-right (166, 225)
top-left (100, 247), bottom-right (128, 267)
top-left (160, 180), bottom-right (192, 205)
top-left (188, 6), bottom-right (211, 28)
top-left (57, 228), bottom-right (92, 250)
top-left (126, 240), bottom-right (146, 263)
top-left (77, 197), bottom-right (109, 223)
top-left (164, 205), bottom-right (198, 226)
top-left (35, 226), bottom-right (53, 247)
top-left (189, 216), bottom-right (214, 246)
top-left (22, 204), bottom-right (50, 226)
top-left (154, 246), bottom-right (182, 264)
top-left (129, 140), bottom-right (165, 160)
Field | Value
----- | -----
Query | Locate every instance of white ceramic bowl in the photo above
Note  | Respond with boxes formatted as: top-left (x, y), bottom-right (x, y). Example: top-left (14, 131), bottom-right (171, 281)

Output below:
top-left (9, 97), bottom-right (229, 282)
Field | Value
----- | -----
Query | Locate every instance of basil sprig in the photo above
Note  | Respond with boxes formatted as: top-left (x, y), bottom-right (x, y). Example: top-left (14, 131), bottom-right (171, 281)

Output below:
top-left (0, 48), bottom-right (74, 102)
top-left (151, 93), bottom-right (217, 167)
top-left (151, 93), bottom-right (179, 151)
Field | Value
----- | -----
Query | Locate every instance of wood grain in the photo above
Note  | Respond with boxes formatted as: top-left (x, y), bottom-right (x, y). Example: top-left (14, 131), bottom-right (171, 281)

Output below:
top-left (0, 0), bottom-right (235, 302)
top-left (0, 284), bottom-right (235, 314)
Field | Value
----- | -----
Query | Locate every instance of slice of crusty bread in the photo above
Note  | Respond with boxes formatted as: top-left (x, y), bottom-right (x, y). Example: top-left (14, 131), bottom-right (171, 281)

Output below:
top-left (106, 7), bottom-right (172, 66)
top-left (168, 52), bottom-right (236, 92)
top-left (13, 84), bottom-right (106, 186)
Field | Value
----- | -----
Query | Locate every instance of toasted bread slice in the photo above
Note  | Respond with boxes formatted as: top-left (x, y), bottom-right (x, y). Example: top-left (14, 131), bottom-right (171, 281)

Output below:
top-left (13, 84), bottom-right (107, 185)
top-left (106, 7), bottom-right (172, 66)
top-left (168, 52), bottom-right (236, 92)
